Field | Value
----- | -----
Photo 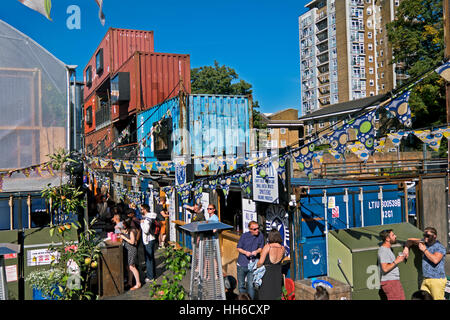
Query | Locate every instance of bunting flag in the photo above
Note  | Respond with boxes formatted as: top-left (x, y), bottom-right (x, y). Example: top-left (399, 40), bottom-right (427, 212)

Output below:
top-left (160, 161), bottom-right (172, 174)
top-left (122, 161), bottom-right (132, 174)
top-left (238, 171), bottom-right (252, 198)
top-left (374, 137), bottom-right (387, 153)
top-left (413, 129), bottom-right (444, 152)
top-left (327, 125), bottom-right (349, 158)
top-left (144, 162), bottom-right (153, 174)
top-left (387, 131), bottom-right (409, 147)
top-left (132, 161), bottom-right (142, 175)
top-left (349, 111), bottom-right (377, 153)
top-left (18, 0), bottom-right (52, 20)
top-left (435, 61), bottom-right (450, 82)
top-left (209, 179), bottom-right (217, 191)
top-left (226, 157), bottom-right (238, 171)
top-left (328, 148), bottom-right (343, 161)
top-left (99, 159), bottom-right (110, 168)
top-left (199, 158), bottom-right (211, 171)
top-left (347, 142), bottom-right (370, 162)
top-left (177, 183), bottom-right (191, 204)
top-left (293, 143), bottom-right (316, 178)
top-left (384, 91), bottom-right (412, 127)
top-left (193, 184), bottom-right (203, 204)
top-left (113, 160), bottom-right (122, 172)
top-left (162, 186), bottom-right (172, 199)
top-left (440, 127), bottom-right (450, 138)
top-left (274, 155), bottom-right (288, 190)
top-left (220, 178), bottom-right (232, 202)
top-left (313, 151), bottom-right (325, 164)
top-left (95, 0), bottom-right (106, 26)
top-left (217, 157), bottom-right (227, 173)
top-left (44, 163), bottom-right (54, 176)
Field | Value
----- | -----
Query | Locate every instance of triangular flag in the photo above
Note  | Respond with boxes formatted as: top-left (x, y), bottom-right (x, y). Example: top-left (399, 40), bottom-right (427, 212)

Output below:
top-left (113, 160), bottom-right (122, 172)
top-left (144, 162), bottom-right (153, 173)
top-left (132, 161), bottom-right (143, 175)
top-left (387, 131), bottom-right (409, 147)
top-left (123, 161), bottom-right (132, 174)
top-left (99, 158), bottom-right (110, 168)
top-left (435, 61), bottom-right (450, 82)
top-left (384, 91), bottom-right (412, 127)
top-left (18, 0), bottom-right (52, 20)
top-left (293, 143), bottom-right (316, 178)
top-left (374, 137), bottom-right (387, 153)
top-left (414, 129), bottom-right (444, 152)
top-left (347, 142), bottom-right (370, 162)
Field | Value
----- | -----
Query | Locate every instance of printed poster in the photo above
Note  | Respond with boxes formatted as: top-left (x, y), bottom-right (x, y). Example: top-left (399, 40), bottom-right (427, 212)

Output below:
top-left (242, 199), bottom-right (257, 233)
top-left (252, 162), bottom-right (279, 204)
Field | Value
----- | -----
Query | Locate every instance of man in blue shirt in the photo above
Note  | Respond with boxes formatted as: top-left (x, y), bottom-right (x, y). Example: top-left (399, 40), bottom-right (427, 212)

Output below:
top-left (417, 227), bottom-right (447, 300)
top-left (236, 221), bottom-right (264, 299)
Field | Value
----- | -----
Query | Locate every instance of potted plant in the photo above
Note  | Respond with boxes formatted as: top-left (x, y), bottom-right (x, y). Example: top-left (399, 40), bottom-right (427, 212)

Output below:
top-left (39, 148), bottom-right (103, 300)
top-left (25, 268), bottom-right (64, 300)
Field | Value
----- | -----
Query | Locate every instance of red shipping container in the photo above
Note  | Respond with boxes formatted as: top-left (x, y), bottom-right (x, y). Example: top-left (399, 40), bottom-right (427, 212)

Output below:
top-left (84, 124), bottom-right (115, 157)
top-left (111, 51), bottom-right (190, 117)
top-left (83, 28), bottom-right (154, 101)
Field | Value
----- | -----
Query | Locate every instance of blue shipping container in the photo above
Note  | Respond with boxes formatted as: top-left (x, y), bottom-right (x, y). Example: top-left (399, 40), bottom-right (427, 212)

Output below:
top-left (291, 178), bottom-right (406, 279)
top-left (137, 94), bottom-right (251, 174)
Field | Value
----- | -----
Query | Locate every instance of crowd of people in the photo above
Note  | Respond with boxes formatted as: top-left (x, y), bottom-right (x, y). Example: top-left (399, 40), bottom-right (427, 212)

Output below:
top-left (90, 190), bottom-right (171, 290)
top-left (89, 190), bottom-right (447, 300)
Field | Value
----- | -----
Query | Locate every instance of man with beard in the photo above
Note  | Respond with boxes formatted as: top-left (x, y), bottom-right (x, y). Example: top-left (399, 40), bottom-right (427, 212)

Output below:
top-left (378, 229), bottom-right (408, 300)
top-left (417, 227), bottom-right (447, 300)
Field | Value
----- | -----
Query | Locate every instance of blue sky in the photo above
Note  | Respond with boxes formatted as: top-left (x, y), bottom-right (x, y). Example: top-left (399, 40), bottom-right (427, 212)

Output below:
top-left (1, 0), bottom-right (309, 115)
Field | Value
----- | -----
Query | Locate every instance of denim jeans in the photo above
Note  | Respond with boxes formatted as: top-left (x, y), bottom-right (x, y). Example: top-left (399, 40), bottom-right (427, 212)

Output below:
top-left (237, 264), bottom-right (255, 299)
top-left (144, 240), bottom-right (156, 280)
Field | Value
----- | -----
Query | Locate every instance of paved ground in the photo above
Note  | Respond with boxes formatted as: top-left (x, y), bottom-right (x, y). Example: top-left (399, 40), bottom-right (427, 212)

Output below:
top-left (99, 245), bottom-right (192, 300)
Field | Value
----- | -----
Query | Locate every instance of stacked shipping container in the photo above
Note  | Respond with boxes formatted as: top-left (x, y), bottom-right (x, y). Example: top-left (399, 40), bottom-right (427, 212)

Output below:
top-left (83, 28), bottom-right (155, 101)
top-left (83, 28), bottom-right (190, 158)
top-left (111, 51), bottom-right (191, 120)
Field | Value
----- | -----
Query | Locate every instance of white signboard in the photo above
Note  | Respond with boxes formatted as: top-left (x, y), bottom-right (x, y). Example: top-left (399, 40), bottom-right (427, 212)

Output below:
top-left (201, 192), bottom-right (210, 217)
top-left (5, 265), bottom-right (18, 283)
top-left (252, 162), bottom-right (279, 204)
top-left (242, 199), bottom-right (257, 233)
top-left (149, 188), bottom-right (154, 214)
top-left (169, 191), bottom-right (176, 242)
top-left (27, 248), bottom-right (59, 267)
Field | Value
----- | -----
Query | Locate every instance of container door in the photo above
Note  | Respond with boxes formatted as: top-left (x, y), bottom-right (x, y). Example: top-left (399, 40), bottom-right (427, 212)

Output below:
top-left (0, 198), bottom-right (11, 231)
top-left (300, 238), bottom-right (327, 279)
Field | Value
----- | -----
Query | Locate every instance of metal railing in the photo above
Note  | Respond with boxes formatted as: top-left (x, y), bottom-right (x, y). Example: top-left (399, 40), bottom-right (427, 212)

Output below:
top-left (314, 158), bottom-right (448, 178)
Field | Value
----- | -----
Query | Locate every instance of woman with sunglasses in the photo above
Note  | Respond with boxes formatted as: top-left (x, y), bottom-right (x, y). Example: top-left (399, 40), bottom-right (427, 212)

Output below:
top-left (417, 227), bottom-right (446, 300)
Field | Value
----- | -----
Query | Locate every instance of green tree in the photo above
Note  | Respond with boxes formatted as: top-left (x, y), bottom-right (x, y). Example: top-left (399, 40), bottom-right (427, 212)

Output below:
top-left (191, 61), bottom-right (266, 129)
top-left (386, 0), bottom-right (446, 129)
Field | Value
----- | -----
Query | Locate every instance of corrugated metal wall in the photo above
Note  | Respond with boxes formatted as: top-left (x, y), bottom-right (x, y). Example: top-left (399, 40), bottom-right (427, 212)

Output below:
top-left (137, 94), bottom-right (251, 173)
top-left (83, 28), bottom-right (154, 101)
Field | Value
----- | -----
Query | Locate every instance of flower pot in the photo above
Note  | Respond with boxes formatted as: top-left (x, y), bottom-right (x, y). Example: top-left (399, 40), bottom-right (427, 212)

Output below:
top-left (32, 286), bottom-right (63, 300)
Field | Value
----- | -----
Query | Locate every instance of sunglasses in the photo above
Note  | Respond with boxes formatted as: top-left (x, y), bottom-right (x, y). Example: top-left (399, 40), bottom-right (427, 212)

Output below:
top-left (207, 208), bottom-right (214, 210)
top-left (249, 227), bottom-right (259, 231)
top-left (423, 233), bottom-right (433, 238)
